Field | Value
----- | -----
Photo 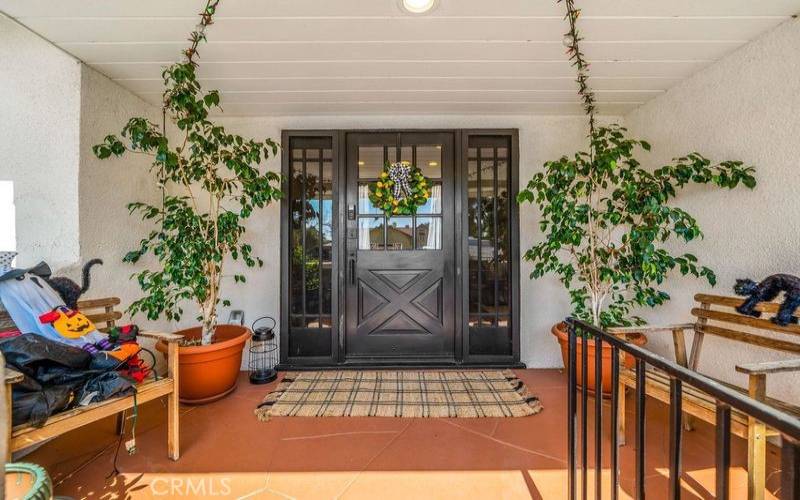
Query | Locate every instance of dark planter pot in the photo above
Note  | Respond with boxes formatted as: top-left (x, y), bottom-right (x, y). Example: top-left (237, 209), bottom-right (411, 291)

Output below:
top-left (156, 324), bottom-right (250, 404)
top-left (552, 322), bottom-right (647, 395)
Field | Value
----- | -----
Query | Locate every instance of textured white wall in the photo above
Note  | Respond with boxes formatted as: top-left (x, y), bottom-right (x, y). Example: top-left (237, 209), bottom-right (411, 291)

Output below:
top-left (0, 14), bottom-right (166, 332)
top-left (0, 15), bottom-right (81, 268)
top-left (71, 65), bottom-right (165, 323)
top-left (193, 114), bottom-right (621, 368)
top-left (624, 18), bottom-right (800, 403)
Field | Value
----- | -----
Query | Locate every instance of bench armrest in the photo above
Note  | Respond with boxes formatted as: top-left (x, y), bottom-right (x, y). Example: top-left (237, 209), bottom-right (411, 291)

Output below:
top-left (607, 323), bottom-right (695, 335)
top-left (4, 367), bottom-right (24, 384)
top-left (735, 359), bottom-right (800, 375)
top-left (138, 330), bottom-right (183, 343)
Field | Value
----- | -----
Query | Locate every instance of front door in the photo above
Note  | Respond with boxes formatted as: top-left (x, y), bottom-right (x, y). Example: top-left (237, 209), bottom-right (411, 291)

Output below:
top-left (344, 132), bottom-right (456, 361)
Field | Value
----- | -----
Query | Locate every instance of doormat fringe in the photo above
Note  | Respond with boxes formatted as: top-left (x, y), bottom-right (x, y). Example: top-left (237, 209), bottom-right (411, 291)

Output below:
top-left (255, 370), bottom-right (542, 421)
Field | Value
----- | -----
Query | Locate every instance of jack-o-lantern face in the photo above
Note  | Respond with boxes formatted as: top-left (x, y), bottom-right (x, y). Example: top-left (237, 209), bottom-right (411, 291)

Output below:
top-left (39, 306), bottom-right (96, 339)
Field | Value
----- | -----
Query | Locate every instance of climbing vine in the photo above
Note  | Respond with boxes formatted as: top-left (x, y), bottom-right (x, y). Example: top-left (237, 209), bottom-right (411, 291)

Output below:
top-left (559, 0), bottom-right (597, 139)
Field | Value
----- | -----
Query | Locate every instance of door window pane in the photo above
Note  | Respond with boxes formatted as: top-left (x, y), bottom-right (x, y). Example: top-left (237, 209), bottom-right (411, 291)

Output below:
top-left (416, 145), bottom-right (442, 178)
top-left (321, 161), bottom-right (334, 316)
top-left (358, 217), bottom-right (385, 250)
top-left (386, 217), bottom-right (413, 250)
top-left (358, 183), bottom-right (382, 215)
top-left (417, 182), bottom-right (442, 214)
top-left (416, 217), bottom-right (441, 250)
top-left (358, 146), bottom-right (384, 178)
top-left (400, 146), bottom-right (413, 164)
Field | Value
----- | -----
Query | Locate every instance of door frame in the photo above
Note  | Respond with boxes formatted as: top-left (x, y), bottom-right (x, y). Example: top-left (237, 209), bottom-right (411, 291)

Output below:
top-left (280, 129), bottom-right (522, 368)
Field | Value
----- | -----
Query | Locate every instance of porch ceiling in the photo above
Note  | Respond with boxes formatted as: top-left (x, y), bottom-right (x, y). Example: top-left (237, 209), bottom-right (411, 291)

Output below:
top-left (1, 0), bottom-right (797, 116)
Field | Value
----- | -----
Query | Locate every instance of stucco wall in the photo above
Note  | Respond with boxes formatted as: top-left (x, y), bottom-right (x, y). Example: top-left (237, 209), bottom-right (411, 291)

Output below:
top-left (1, 14), bottom-right (165, 332)
top-left (0, 15), bottom-right (81, 268)
top-left (191, 114), bottom-right (620, 368)
top-left (70, 65), bottom-right (165, 323)
top-left (624, 18), bottom-right (800, 403)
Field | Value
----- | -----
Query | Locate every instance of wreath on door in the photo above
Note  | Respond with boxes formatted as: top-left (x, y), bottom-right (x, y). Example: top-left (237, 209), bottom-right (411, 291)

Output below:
top-left (369, 161), bottom-right (430, 215)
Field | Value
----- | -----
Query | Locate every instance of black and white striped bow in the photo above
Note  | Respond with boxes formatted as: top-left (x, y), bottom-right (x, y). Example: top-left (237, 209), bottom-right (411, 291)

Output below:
top-left (388, 162), bottom-right (413, 201)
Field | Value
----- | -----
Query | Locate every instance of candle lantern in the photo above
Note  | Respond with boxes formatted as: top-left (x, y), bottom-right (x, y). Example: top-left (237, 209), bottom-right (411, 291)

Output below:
top-left (248, 316), bottom-right (278, 384)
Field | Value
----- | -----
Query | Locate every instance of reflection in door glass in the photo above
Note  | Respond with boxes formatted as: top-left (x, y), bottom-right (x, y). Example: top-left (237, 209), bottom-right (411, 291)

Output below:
top-left (416, 145), bottom-right (442, 178)
top-left (417, 183), bottom-right (442, 214)
top-left (386, 218), bottom-right (413, 250)
top-left (415, 217), bottom-right (441, 250)
top-left (358, 146), bottom-right (384, 178)
top-left (358, 217), bottom-right (385, 250)
top-left (358, 184), bottom-right (382, 215)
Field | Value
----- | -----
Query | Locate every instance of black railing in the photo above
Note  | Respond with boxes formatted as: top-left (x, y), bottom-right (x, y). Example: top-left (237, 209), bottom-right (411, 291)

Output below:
top-left (566, 318), bottom-right (800, 500)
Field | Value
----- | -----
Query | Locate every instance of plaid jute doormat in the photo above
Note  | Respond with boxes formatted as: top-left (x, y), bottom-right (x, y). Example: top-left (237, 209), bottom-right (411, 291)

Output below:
top-left (254, 370), bottom-right (542, 420)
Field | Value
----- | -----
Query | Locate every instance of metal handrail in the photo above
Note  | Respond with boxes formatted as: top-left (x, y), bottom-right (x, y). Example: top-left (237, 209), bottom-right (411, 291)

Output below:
top-left (568, 318), bottom-right (800, 438)
top-left (565, 317), bottom-right (800, 500)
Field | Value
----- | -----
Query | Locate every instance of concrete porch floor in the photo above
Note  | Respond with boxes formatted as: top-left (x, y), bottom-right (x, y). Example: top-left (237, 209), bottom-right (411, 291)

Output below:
top-left (22, 369), bottom-right (781, 499)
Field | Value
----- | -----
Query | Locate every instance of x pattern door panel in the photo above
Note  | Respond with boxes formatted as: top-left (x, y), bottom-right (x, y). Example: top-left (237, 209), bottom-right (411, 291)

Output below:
top-left (358, 268), bottom-right (443, 335)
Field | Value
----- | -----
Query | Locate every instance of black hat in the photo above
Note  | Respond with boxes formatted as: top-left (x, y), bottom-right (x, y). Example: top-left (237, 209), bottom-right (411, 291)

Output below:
top-left (0, 261), bottom-right (52, 283)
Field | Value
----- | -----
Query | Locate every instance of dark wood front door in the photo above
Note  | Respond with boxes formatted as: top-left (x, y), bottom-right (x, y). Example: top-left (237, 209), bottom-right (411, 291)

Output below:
top-left (344, 132), bottom-right (455, 361)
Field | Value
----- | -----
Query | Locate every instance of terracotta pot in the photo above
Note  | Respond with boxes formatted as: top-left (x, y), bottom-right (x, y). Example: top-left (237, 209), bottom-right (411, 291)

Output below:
top-left (552, 322), bottom-right (647, 395)
top-left (156, 324), bottom-right (250, 404)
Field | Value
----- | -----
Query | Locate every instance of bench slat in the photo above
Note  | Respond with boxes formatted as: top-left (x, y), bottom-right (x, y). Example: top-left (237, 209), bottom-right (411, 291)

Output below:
top-left (692, 307), bottom-right (800, 337)
top-left (736, 359), bottom-right (800, 375)
top-left (139, 330), bottom-right (183, 343)
top-left (694, 294), bottom-right (798, 318)
top-left (10, 378), bottom-right (174, 451)
top-left (697, 324), bottom-right (800, 354)
top-left (84, 311), bottom-right (123, 325)
top-left (76, 297), bottom-right (121, 310)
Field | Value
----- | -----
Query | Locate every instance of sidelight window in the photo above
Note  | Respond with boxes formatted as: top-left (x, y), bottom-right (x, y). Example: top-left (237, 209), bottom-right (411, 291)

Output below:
top-left (467, 137), bottom-right (512, 356)
top-left (288, 137), bottom-right (334, 356)
top-left (356, 144), bottom-right (442, 251)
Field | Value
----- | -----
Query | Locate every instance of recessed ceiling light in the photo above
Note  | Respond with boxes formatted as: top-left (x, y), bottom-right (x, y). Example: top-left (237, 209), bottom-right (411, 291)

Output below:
top-left (399, 0), bottom-right (439, 15)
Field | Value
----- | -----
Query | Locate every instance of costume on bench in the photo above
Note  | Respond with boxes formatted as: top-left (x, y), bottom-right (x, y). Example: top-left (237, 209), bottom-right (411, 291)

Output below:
top-left (0, 261), bottom-right (149, 427)
top-left (0, 267), bottom-right (106, 348)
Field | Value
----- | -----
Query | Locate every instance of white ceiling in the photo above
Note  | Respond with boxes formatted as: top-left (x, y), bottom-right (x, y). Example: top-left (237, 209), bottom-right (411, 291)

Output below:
top-left (1, 0), bottom-right (798, 116)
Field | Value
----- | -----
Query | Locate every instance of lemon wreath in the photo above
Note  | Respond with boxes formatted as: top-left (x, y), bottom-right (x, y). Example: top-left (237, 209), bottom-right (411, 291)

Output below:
top-left (369, 161), bottom-right (430, 215)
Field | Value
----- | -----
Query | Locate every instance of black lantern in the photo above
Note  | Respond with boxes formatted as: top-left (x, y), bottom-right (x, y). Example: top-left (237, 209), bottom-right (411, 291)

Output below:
top-left (248, 316), bottom-right (278, 384)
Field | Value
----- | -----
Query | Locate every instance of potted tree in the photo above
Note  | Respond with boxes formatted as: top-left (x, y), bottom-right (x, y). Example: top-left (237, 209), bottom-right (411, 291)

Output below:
top-left (518, 124), bottom-right (756, 394)
top-left (92, 4), bottom-right (282, 403)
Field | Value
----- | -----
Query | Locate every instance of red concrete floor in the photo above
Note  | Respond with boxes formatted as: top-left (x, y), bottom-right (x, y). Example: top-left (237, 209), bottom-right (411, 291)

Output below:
top-left (18, 370), bottom-right (782, 499)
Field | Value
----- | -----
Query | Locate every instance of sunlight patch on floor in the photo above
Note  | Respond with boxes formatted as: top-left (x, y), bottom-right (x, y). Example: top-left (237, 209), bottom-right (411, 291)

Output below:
top-left (527, 469), bottom-right (634, 500)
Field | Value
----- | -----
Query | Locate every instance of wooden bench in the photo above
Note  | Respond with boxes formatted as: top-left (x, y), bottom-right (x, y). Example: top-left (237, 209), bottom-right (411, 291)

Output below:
top-left (2, 297), bottom-right (182, 461)
top-left (610, 293), bottom-right (800, 500)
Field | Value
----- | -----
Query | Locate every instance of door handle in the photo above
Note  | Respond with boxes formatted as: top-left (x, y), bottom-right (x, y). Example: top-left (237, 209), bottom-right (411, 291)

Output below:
top-left (349, 257), bottom-right (356, 284)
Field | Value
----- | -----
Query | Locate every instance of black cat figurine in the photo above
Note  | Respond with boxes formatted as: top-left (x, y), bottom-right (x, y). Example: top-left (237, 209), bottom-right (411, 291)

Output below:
top-left (45, 259), bottom-right (103, 310)
top-left (734, 273), bottom-right (800, 326)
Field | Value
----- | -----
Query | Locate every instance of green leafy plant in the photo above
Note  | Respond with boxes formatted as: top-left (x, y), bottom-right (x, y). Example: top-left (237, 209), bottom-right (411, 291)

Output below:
top-left (92, 5), bottom-right (282, 345)
top-left (517, 124), bottom-right (756, 329)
